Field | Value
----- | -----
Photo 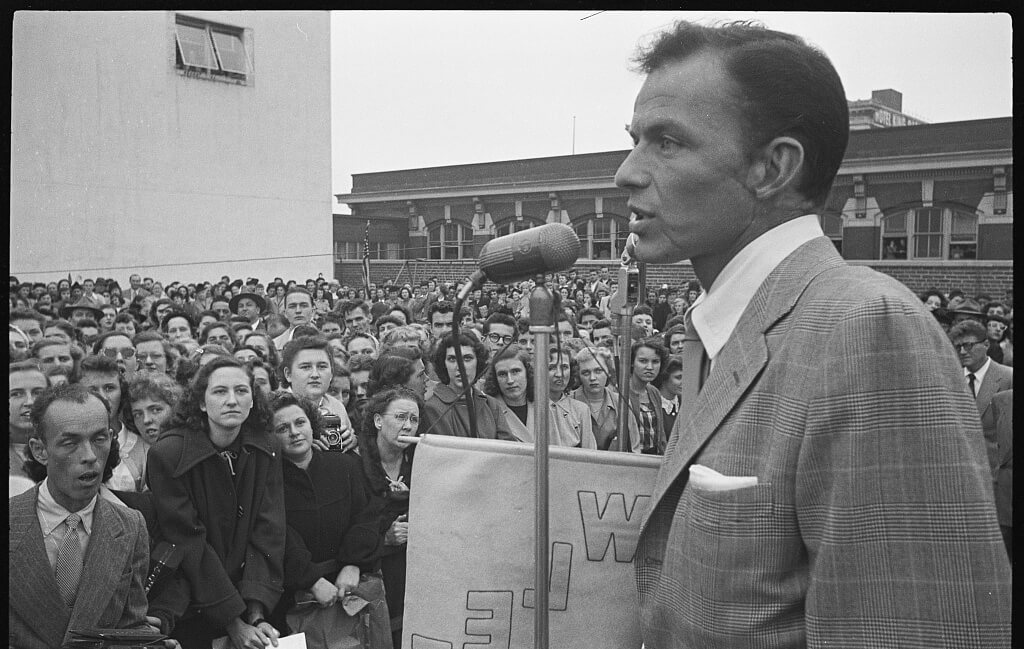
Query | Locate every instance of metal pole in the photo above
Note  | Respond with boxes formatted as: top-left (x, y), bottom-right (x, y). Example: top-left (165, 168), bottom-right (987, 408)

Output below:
top-left (529, 279), bottom-right (555, 649)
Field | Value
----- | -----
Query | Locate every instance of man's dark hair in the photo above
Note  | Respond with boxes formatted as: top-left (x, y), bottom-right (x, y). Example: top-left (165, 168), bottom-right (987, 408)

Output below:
top-left (948, 320), bottom-right (988, 343)
top-left (10, 308), bottom-right (46, 328)
top-left (579, 307), bottom-right (603, 323)
top-left (633, 305), bottom-right (654, 317)
top-left (44, 318), bottom-right (78, 339)
top-left (198, 321), bottom-right (239, 349)
top-left (432, 332), bottom-right (489, 385)
top-left (341, 300), bottom-right (371, 319)
top-left (632, 20), bottom-right (849, 205)
top-left (482, 313), bottom-right (517, 335)
top-left (374, 314), bottom-right (403, 334)
top-left (428, 300), bottom-right (454, 324)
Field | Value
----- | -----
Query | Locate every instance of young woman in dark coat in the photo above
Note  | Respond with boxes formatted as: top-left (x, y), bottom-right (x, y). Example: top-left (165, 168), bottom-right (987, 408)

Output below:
top-left (147, 356), bottom-right (285, 649)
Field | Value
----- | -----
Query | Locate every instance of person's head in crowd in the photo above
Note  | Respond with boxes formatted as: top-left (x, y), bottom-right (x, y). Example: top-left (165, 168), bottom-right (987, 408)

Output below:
top-left (92, 331), bottom-right (137, 381)
top-left (359, 388), bottom-right (421, 473)
top-left (653, 354), bottom-right (684, 402)
top-left (209, 296), bottom-right (232, 323)
top-left (284, 288), bottom-right (315, 329)
top-left (10, 308), bottom-right (46, 343)
top-left (324, 333), bottom-right (350, 366)
top-left (921, 289), bottom-right (947, 312)
top-left (547, 344), bottom-right (575, 399)
top-left (319, 313), bottom-right (344, 337)
top-left (189, 343), bottom-right (232, 368)
top-left (375, 314), bottom-right (403, 340)
top-left (233, 345), bottom-right (262, 364)
top-left (126, 372), bottom-right (181, 444)
top-left (983, 301), bottom-right (1007, 319)
top-left (685, 281), bottom-right (702, 305)
top-left (664, 314), bottom-right (687, 331)
top-left (133, 331), bottom-right (172, 376)
top-left (346, 331), bottom-right (379, 361)
top-left (327, 362), bottom-right (352, 407)
top-left (27, 384), bottom-right (113, 511)
top-left (9, 325), bottom-right (33, 362)
top-left (951, 298), bottom-right (985, 325)
top-left (161, 310), bottom-right (196, 343)
top-left (280, 335), bottom-right (335, 403)
top-left (578, 308), bottom-right (603, 332)
top-left (75, 318), bottom-right (101, 345)
top-left (269, 391), bottom-right (324, 467)
top-left (174, 356), bottom-right (270, 441)
top-left (32, 338), bottom-right (75, 377)
top-left (76, 354), bottom-right (128, 432)
top-left (985, 314), bottom-right (1008, 346)
top-left (663, 324), bottom-right (688, 355)
top-left (230, 292), bottom-right (265, 324)
top-left (243, 332), bottom-right (280, 369)
top-left (556, 313), bottom-right (579, 339)
top-left (292, 324), bottom-right (320, 339)
top-left (388, 304), bottom-right (413, 326)
top-left (482, 313), bottom-right (517, 356)
top-left (199, 321), bottom-right (238, 352)
top-left (514, 318), bottom-right (535, 354)
top-left (632, 305), bottom-right (655, 337)
top-left (340, 300), bottom-right (371, 335)
top-left (434, 332), bottom-right (489, 390)
top-left (368, 350), bottom-right (428, 400)
top-left (149, 298), bottom-right (174, 330)
top-left (10, 360), bottom-right (49, 445)
top-left (946, 289), bottom-right (966, 311)
top-left (484, 345), bottom-right (534, 406)
top-left (42, 319), bottom-right (75, 346)
top-left (347, 355), bottom-right (374, 414)
top-left (381, 325), bottom-right (428, 355)
top-left (428, 301), bottom-right (455, 340)
top-left (931, 305), bottom-right (954, 334)
top-left (630, 338), bottom-right (669, 391)
top-left (575, 346), bottom-right (614, 398)
top-left (196, 310), bottom-right (219, 333)
top-left (949, 320), bottom-right (991, 374)
top-left (98, 304), bottom-right (117, 333)
top-left (247, 358), bottom-right (278, 398)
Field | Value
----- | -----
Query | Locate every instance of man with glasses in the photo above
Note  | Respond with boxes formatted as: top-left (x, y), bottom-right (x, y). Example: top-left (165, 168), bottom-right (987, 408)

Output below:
top-left (132, 331), bottom-right (173, 376)
top-left (274, 288), bottom-right (316, 351)
top-left (91, 332), bottom-right (137, 381)
top-left (481, 314), bottom-right (517, 357)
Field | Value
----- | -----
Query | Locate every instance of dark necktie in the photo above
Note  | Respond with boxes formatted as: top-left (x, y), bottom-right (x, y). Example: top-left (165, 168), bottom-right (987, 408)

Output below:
top-left (967, 373), bottom-right (977, 399)
top-left (54, 513), bottom-right (83, 606)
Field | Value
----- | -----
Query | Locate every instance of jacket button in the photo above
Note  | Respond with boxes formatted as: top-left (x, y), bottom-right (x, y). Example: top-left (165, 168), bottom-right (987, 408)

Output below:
top-left (237, 506), bottom-right (244, 518)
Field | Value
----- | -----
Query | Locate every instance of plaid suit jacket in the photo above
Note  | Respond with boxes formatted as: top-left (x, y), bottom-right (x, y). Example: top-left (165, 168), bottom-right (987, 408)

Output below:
top-left (635, 237), bottom-right (1011, 649)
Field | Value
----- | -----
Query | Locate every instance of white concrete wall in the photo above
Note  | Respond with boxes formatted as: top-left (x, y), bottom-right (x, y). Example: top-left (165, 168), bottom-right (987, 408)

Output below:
top-left (10, 10), bottom-right (332, 285)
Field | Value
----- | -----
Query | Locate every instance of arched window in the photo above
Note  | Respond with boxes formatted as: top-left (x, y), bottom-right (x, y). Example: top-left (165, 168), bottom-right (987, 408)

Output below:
top-left (494, 217), bottom-right (544, 238)
top-left (427, 221), bottom-right (472, 260)
top-left (881, 206), bottom-right (977, 260)
top-left (572, 214), bottom-right (629, 260)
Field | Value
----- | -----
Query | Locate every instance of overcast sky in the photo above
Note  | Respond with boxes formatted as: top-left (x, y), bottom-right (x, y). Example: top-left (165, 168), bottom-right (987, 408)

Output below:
top-left (331, 11), bottom-right (1012, 199)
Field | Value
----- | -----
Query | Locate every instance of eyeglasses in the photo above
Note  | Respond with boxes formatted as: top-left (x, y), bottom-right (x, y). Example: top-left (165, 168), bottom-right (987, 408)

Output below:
top-left (101, 347), bottom-right (136, 359)
top-left (384, 412), bottom-right (419, 426)
top-left (487, 333), bottom-right (515, 345)
top-left (952, 340), bottom-right (985, 352)
top-left (138, 352), bottom-right (165, 361)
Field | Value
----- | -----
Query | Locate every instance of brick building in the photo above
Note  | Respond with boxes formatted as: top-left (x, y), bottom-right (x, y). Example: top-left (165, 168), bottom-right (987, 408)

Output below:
top-left (334, 117), bottom-right (1012, 300)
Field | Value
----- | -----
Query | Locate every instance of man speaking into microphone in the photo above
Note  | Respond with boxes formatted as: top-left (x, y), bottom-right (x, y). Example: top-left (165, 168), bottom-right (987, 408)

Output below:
top-left (617, 20), bottom-right (1010, 649)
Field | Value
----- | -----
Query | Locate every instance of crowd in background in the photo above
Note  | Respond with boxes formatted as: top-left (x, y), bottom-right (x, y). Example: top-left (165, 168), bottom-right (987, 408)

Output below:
top-left (8, 268), bottom-right (1014, 648)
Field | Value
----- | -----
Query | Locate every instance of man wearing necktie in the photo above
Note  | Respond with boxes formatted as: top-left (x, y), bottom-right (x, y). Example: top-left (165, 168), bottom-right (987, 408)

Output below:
top-left (8, 384), bottom-right (172, 649)
top-left (616, 20), bottom-right (1010, 648)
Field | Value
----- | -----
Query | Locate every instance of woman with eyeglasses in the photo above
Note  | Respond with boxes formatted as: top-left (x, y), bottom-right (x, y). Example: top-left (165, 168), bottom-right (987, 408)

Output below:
top-left (358, 387), bottom-right (422, 649)
top-left (266, 391), bottom-right (382, 635)
top-left (146, 357), bottom-right (285, 649)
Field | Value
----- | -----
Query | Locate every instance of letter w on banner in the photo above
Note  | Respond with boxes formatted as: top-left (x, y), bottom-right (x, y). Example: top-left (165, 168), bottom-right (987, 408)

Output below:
top-left (404, 436), bottom-right (659, 649)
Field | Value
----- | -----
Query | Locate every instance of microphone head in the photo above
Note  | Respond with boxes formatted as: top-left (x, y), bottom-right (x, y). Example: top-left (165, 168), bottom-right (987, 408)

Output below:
top-left (477, 223), bottom-right (581, 284)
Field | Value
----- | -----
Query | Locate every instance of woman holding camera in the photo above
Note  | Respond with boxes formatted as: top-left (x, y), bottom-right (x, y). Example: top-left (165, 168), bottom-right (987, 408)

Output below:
top-left (280, 335), bottom-right (357, 452)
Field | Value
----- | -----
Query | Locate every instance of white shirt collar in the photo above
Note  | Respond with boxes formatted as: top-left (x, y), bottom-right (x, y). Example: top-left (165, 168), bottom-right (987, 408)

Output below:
top-left (37, 478), bottom-right (97, 537)
top-left (691, 215), bottom-right (824, 361)
top-left (964, 356), bottom-right (991, 389)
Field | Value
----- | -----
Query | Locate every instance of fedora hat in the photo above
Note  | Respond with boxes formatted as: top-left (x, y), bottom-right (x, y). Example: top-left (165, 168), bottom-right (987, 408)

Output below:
top-left (229, 292), bottom-right (266, 314)
top-left (60, 295), bottom-right (105, 320)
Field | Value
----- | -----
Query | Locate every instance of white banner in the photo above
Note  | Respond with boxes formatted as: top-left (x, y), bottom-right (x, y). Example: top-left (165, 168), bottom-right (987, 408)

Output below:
top-left (403, 435), bottom-right (661, 649)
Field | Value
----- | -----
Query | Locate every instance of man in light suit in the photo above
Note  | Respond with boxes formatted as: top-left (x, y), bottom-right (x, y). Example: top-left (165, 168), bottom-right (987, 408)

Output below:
top-left (8, 384), bottom-right (165, 649)
top-left (615, 20), bottom-right (1011, 648)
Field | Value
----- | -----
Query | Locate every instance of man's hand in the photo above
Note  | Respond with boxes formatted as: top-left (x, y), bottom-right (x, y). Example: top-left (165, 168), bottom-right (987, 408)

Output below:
top-left (143, 615), bottom-right (180, 649)
top-left (310, 577), bottom-right (339, 607)
top-left (227, 616), bottom-right (280, 649)
top-left (385, 514), bottom-right (409, 546)
top-left (335, 565), bottom-right (361, 596)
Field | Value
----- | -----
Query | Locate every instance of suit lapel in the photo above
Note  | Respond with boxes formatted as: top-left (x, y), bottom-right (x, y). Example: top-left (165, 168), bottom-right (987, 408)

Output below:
top-left (8, 488), bottom-right (72, 646)
top-left (976, 364), bottom-right (1009, 418)
top-left (644, 237), bottom-right (847, 524)
top-left (67, 498), bottom-right (129, 634)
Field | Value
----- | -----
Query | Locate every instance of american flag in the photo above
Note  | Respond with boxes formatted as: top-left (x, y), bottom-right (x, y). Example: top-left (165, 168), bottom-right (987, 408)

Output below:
top-left (361, 218), bottom-right (372, 298)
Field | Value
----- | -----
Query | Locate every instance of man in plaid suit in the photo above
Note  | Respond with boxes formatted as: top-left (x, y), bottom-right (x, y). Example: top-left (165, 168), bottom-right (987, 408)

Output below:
top-left (615, 20), bottom-right (1011, 648)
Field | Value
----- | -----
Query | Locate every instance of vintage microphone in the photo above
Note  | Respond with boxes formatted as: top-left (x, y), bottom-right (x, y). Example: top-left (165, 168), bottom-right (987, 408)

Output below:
top-left (450, 223), bottom-right (579, 649)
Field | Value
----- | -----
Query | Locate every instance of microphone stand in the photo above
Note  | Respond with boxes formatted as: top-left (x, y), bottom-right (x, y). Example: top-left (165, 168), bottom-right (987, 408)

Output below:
top-left (610, 264), bottom-right (637, 452)
top-left (528, 275), bottom-right (555, 649)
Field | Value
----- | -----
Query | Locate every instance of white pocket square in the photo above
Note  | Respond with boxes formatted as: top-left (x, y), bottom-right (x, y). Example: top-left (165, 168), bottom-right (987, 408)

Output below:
top-left (689, 464), bottom-right (758, 492)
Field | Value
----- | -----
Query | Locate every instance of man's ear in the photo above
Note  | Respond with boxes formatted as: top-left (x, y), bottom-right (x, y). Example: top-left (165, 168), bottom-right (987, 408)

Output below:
top-left (747, 136), bottom-right (805, 200)
top-left (28, 437), bottom-right (48, 466)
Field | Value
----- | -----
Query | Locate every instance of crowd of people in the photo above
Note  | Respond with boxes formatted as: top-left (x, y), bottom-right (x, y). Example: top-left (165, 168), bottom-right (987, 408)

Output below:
top-left (8, 265), bottom-right (1013, 648)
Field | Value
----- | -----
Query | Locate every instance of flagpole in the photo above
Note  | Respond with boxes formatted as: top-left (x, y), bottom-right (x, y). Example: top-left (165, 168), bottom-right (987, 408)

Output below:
top-left (362, 219), bottom-right (372, 299)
